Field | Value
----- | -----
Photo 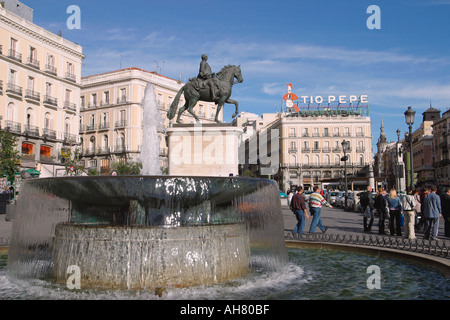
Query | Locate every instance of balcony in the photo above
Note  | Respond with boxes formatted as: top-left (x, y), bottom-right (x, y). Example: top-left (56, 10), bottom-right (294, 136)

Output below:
top-left (98, 122), bottom-right (110, 130)
top-left (25, 89), bottom-right (40, 102)
top-left (100, 100), bottom-right (111, 107)
top-left (42, 128), bottom-right (57, 140)
top-left (116, 96), bottom-right (128, 104)
top-left (97, 147), bottom-right (111, 155)
top-left (64, 101), bottom-right (77, 112)
top-left (302, 133), bottom-right (309, 137)
top-left (85, 124), bottom-right (97, 132)
top-left (4, 121), bottom-right (21, 133)
top-left (6, 83), bottom-right (23, 96)
top-left (45, 64), bottom-right (57, 76)
top-left (44, 95), bottom-right (58, 107)
top-left (115, 120), bottom-right (127, 129)
top-left (288, 148), bottom-right (297, 153)
top-left (322, 147), bottom-right (331, 153)
top-left (356, 133), bottom-right (364, 137)
top-left (356, 147), bottom-right (366, 153)
top-left (23, 124), bottom-right (40, 137)
top-left (302, 148), bottom-right (311, 153)
top-left (27, 57), bottom-right (40, 69)
top-left (8, 49), bottom-right (22, 62)
top-left (84, 148), bottom-right (95, 156)
top-left (63, 133), bottom-right (77, 144)
top-left (65, 72), bottom-right (76, 82)
top-left (312, 148), bottom-right (321, 153)
top-left (333, 133), bottom-right (341, 137)
top-left (113, 145), bottom-right (129, 153)
top-left (333, 147), bottom-right (342, 153)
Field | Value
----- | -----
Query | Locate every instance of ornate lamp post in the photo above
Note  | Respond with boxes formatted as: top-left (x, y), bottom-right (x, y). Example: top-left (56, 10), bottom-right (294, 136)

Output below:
top-left (404, 106), bottom-right (416, 189)
top-left (341, 140), bottom-right (349, 208)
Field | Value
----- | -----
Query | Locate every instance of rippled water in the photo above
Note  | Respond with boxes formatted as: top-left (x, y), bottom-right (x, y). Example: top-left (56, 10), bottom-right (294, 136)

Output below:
top-left (1, 248), bottom-right (448, 300)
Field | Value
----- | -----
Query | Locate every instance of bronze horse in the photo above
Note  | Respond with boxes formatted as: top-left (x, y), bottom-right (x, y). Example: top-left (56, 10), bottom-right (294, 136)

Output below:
top-left (167, 65), bottom-right (243, 123)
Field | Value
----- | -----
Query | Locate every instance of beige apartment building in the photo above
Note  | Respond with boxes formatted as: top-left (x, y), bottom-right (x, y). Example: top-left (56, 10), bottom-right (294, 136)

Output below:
top-left (80, 67), bottom-right (221, 174)
top-left (0, 2), bottom-right (84, 177)
top-left (245, 112), bottom-right (373, 190)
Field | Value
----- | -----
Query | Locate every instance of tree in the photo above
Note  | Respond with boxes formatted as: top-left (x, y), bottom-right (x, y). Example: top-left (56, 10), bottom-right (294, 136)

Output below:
top-left (0, 130), bottom-right (20, 180)
top-left (111, 160), bottom-right (142, 176)
top-left (63, 148), bottom-right (85, 176)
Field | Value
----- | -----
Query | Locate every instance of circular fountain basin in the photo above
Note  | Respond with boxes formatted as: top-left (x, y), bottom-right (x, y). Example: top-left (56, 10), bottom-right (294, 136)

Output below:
top-left (7, 176), bottom-right (286, 290)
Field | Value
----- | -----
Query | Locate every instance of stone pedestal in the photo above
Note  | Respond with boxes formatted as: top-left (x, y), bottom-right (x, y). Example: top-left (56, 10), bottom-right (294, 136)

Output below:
top-left (167, 124), bottom-right (243, 177)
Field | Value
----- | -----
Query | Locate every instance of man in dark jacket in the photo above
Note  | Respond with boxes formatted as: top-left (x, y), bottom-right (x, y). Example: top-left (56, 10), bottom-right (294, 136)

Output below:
top-left (360, 185), bottom-right (375, 232)
top-left (291, 186), bottom-right (309, 237)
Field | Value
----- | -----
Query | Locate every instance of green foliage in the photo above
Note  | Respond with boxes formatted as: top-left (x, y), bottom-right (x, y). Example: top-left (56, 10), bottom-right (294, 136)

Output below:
top-left (111, 160), bottom-right (142, 176)
top-left (0, 131), bottom-right (20, 180)
top-left (242, 169), bottom-right (256, 178)
top-left (63, 148), bottom-right (85, 176)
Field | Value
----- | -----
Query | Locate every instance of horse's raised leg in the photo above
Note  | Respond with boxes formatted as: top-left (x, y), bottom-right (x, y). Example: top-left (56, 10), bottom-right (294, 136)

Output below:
top-left (226, 98), bottom-right (239, 118)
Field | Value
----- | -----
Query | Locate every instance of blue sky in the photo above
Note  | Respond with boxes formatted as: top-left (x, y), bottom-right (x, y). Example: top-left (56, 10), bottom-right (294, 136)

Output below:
top-left (22, 0), bottom-right (450, 153)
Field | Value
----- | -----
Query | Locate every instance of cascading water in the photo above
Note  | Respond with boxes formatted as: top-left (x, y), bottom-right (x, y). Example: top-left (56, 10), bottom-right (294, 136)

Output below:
top-left (140, 83), bottom-right (163, 175)
top-left (5, 81), bottom-right (287, 292)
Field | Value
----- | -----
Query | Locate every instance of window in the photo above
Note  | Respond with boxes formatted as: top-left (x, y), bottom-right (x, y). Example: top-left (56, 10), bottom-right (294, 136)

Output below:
top-left (44, 112), bottom-right (52, 129)
top-left (289, 128), bottom-right (296, 137)
top-left (81, 96), bottom-right (85, 107)
top-left (325, 154), bottom-right (330, 165)
top-left (359, 155), bottom-right (364, 166)
top-left (27, 77), bottom-right (35, 91)
top-left (333, 127), bottom-right (340, 136)
top-left (40, 145), bottom-right (52, 159)
top-left (313, 127), bottom-right (319, 137)
top-left (6, 103), bottom-right (15, 121)
top-left (304, 155), bottom-right (309, 165)
top-left (22, 143), bottom-right (34, 155)
top-left (357, 127), bottom-right (363, 136)
top-left (103, 91), bottom-right (110, 105)
top-left (65, 89), bottom-right (71, 103)
top-left (91, 93), bottom-right (97, 106)
top-left (120, 88), bottom-right (127, 102)
top-left (344, 127), bottom-right (350, 137)
top-left (302, 128), bottom-right (309, 136)
top-left (323, 128), bottom-right (329, 137)
top-left (314, 155), bottom-right (320, 165)
top-left (9, 69), bottom-right (17, 85)
top-left (45, 82), bottom-right (52, 96)
top-left (314, 141), bottom-right (320, 150)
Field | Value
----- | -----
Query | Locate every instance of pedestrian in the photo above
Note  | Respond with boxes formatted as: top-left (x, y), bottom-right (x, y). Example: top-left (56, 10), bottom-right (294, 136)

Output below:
top-left (413, 189), bottom-right (423, 232)
top-left (387, 189), bottom-right (403, 236)
top-left (287, 190), bottom-right (293, 207)
top-left (308, 186), bottom-right (332, 234)
top-left (291, 186), bottom-right (309, 237)
top-left (440, 187), bottom-right (450, 237)
top-left (360, 185), bottom-right (375, 232)
top-left (374, 187), bottom-right (388, 235)
top-left (423, 185), bottom-right (442, 240)
top-left (401, 188), bottom-right (416, 239)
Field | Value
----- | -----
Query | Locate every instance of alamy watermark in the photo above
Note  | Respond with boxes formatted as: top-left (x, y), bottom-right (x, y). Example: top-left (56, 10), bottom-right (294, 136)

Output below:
top-left (366, 5), bottom-right (381, 30)
top-left (66, 5), bottom-right (81, 30)
top-left (366, 265), bottom-right (381, 290)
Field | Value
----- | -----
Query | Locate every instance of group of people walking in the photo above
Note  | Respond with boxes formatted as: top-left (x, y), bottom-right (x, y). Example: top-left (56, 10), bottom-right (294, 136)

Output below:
top-left (288, 184), bottom-right (449, 240)
top-left (360, 185), bottom-right (449, 241)
top-left (289, 185), bottom-right (333, 237)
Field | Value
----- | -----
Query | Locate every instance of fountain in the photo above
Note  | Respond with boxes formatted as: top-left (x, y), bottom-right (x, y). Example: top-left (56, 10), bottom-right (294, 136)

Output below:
top-left (6, 83), bottom-right (287, 292)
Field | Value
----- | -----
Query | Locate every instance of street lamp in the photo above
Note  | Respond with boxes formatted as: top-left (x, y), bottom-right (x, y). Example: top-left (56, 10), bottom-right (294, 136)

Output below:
top-left (341, 140), bottom-right (349, 208)
top-left (404, 106), bottom-right (416, 189)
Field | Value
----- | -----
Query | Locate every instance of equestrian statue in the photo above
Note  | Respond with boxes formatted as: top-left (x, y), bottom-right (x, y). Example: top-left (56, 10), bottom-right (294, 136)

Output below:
top-left (167, 54), bottom-right (243, 124)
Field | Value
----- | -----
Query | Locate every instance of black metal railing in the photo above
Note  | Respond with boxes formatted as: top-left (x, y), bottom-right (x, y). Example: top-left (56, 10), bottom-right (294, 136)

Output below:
top-left (284, 232), bottom-right (450, 260)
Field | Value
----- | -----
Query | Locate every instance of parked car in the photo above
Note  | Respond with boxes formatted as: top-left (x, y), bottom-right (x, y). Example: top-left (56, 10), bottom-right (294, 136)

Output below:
top-left (326, 191), bottom-right (341, 206)
top-left (336, 191), bottom-right (350, 208)
top-left (280, 190), bottom-right (287, 198)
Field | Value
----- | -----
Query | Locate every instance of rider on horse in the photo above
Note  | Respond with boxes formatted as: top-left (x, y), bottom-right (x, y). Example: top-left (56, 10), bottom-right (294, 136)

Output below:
top-left (196, 54), bottom-right (218, 103)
